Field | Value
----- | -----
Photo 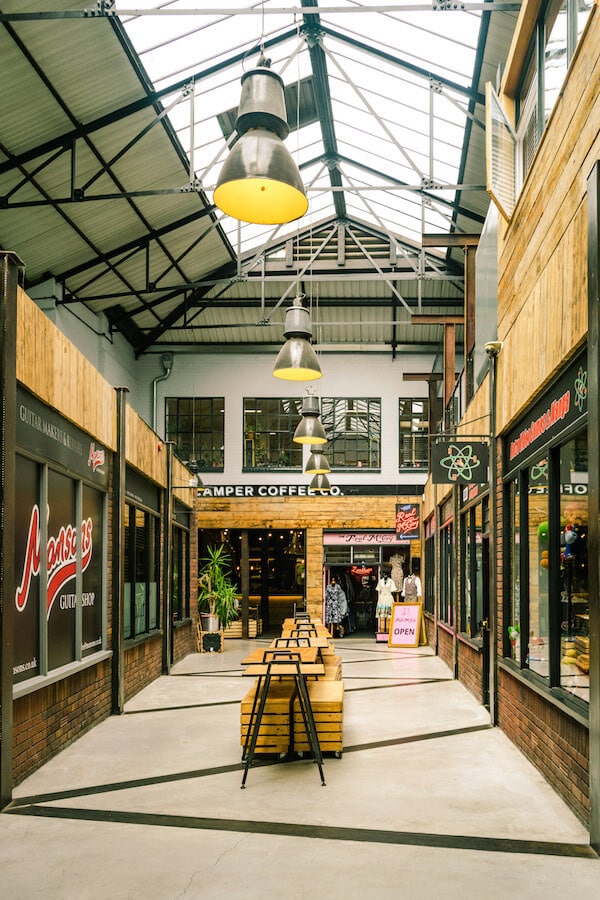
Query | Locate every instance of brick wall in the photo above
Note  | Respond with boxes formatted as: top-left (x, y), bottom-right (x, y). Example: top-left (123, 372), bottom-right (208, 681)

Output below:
top-left (124, 634), bottom-right (163, 703)
top-left (458, 639), bottom-right (483, 704)
top-left (437, 625), bottom-right (453, 671)
top-left (498, 668), bottom-right (589, 825)
top-left (13, 659), bottom-right (112, 785)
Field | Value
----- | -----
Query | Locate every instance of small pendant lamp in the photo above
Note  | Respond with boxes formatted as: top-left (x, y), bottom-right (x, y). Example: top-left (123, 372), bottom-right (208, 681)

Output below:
top-left (213, 58), bottom-right (308, 225)
top-left (272, 294), bottom-right (322, 382)
top-left (293, 393), bottom-right (327, 445)
top-left (305, 444), bottom-right (331, 475)
top-left (310, 473), bottom-right (331, 493)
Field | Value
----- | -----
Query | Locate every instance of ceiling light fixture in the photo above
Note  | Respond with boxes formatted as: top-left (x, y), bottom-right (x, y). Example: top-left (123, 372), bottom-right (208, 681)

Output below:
top-left (305, 444), bottom-right (331, 475)
top-left (272, 294), bottom-right (322, 381)
top-left (213, 55), bottom-right (308, 225)
top-left (293, 391), bottom-right (327, 445)
top-left (310, 473), bottom-right (331, 493)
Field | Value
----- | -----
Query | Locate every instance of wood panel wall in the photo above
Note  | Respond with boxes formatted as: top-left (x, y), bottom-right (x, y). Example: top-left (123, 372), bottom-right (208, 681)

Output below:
top-left (125, 404), bottom-right (166, 487)
top-left (17, 287), bottom-right (115, 449)
top-left (496, 6), bottom-right (599, 433)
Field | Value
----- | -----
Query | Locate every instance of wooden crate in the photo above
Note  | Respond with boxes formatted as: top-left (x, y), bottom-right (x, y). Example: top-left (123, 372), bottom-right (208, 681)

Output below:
top-left (240, 680), bottom-right (295, 755)
top-left (293, 680), bottom-right (344, 754)
top-left (223, 618), bottom-right (262, 639)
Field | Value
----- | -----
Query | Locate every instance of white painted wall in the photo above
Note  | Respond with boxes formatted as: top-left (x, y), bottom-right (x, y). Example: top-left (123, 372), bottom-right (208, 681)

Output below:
top-left (31, 287), bottom-right (440, 491)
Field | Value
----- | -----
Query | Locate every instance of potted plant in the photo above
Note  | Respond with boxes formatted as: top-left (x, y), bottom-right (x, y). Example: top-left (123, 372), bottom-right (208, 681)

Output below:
top-left (198, 544), bottom-right (239, 633)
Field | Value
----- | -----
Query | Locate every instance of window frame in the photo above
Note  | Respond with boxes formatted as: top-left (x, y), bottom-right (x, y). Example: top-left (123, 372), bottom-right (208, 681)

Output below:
top-left (165, 396), bottom-right (224, 473)
top-left (398, 397), bottom-right (429, 471)
top-left (242, 397), bottom-right (304, 472)
top-left (321, 397), bottom-right (382, 471)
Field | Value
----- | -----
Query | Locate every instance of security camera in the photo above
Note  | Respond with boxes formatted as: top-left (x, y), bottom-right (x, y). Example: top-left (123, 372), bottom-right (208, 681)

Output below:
top-left (484, 341), bottom-right (503, 357)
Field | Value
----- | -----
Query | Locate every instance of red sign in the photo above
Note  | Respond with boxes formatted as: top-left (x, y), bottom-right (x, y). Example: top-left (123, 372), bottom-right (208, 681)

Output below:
top-left (395, 503), bottom-right (420, 540)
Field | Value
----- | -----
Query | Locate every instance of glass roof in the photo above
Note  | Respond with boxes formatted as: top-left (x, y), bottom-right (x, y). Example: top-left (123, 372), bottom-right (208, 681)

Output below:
top-left (119, 1), bottom-right (483, 256)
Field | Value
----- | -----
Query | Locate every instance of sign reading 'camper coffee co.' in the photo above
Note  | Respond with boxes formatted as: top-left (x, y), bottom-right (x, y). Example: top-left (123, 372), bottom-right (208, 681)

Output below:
top-left (504, 349), bottom-right (588, 472)
top-left (17, 386), bottom-right (109, 487)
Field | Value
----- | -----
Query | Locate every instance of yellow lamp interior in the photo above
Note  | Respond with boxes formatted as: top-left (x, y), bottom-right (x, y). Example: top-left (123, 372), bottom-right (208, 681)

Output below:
top-left (214, 178), bottom-right (308, 226)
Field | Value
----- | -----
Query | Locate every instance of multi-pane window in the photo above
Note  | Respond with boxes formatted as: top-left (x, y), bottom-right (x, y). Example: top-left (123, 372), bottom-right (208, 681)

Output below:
top-left (439, 521), bottom-right (454, 626)
top-left (399, 399), bottom-right (429, 470)
top-left (172, 522), bottom-right (190, 622)
top-left (165, 397), bottom-right (224, 472)
top-left (515, 0), bottom-right (594, 184)
top-left (505, 430), bottom-right (589, 705)
top-left (243, 398), bottom-right (303, 470)
top-left (124, 504), bottom-right (160, 639)
top-left (321, 398), bottom-right (381, 470)
top-left (460, 500), bottom-right (488, 640)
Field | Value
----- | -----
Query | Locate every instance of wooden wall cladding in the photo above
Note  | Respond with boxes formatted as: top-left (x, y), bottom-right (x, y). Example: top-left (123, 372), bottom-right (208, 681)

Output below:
top-left (496, 7), bottom-right (599, 433)
top-left (17, 287), bottom-right (116, 449)
top-left (125, 404), bottom-right (167, 487)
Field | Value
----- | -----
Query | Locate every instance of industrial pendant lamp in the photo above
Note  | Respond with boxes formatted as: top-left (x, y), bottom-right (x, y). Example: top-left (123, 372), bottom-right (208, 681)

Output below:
top-left (310, 473), bottom-right (331, 493)
top-left (213, 57), bottom-right (308, 225)
top-left (305, 444), bottom-right (331, 475)
top-left (293, 392), bottom-right (327, 445)
top-left (272, 294), bottom-right (322, 382)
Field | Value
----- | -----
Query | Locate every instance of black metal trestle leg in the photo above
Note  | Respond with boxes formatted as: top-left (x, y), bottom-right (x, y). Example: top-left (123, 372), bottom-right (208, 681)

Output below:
top-left (241, 657), bottom-right (326, 788)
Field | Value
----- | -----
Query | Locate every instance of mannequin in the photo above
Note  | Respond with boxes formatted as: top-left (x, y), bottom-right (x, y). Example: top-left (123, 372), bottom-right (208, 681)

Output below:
top-left (388, 553), bottom-right (404, 590)
top-left (375, 568), bottom-right (397, 633)
top-left (401, 571), bottom-right (422, 601)
top-left (324, 575), bottom-right (348, 637)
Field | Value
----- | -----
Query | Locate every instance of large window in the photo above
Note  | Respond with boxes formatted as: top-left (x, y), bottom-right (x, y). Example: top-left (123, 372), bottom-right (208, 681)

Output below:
top-left (321, 398), bottom-right (381, 470)
top-left (399, 399), bottom-right (429, 470)
top-left (165, 397), bottom-right (224, 472)
top-left (13, 457), bottom-right (106, 685)
top-left (243, 398), bottom-right (303, 471)
top-left (124, 505), bottom-right (160, 639)
top-left (505, 430), bottom-right (588, 705)
top-left (439, 521), bottom-right (454, 626)
top-left (461, 500), bottom-right (488, 640)
top-left (172, 520), bottom-right (190, 623)
top-left (515, 0), bottom-right (594, 183)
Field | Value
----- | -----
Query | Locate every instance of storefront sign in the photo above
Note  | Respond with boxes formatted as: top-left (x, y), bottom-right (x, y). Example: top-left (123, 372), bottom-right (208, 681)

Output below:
top-left (395, 503), bottom-right (420, 540)
top-left (323, 531), bottom-right (408, 545)
top-left (17, 386), bottom-right (109, 487)
top-left (198, 483), bottom-right (424, 498)
top-left (431, 441), bottom-right (489, 484)
top-left (388, 602), bottom-right (423, 648)
top-left (505, 350), bottom-right (587, 472)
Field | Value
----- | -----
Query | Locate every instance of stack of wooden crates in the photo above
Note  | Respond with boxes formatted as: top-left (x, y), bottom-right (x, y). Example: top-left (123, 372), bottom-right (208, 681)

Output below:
top-left (240, 631), bottom-right (344, 759)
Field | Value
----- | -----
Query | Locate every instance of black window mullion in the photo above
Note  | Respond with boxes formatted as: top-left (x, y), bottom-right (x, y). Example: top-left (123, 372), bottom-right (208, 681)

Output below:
top-left (548, 446), bottom-right (562, 685)
top-left (519, 468), bottom-right (530, 669)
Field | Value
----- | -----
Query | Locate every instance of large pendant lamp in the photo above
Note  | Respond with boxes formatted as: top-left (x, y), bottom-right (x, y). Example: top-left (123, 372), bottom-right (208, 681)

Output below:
top-left (310, 473), bottom-right (331, 493)
top-left (213, 59), bottom-right (308, 225)
top-left (272, 294), bottom-right (322, 382)
top-left (305, 444), bottom-right (331, 475)
top-left (293, 393), bottom-right (327, 445)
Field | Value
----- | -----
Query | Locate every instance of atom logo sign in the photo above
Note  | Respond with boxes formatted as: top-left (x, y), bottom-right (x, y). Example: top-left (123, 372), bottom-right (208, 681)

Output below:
top-left (431, 441), bottom-right (490, 485)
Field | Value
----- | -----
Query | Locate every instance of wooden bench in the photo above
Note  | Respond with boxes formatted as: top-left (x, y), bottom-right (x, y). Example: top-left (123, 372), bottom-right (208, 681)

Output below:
top-left (240, 680), bottom-right (295, 756)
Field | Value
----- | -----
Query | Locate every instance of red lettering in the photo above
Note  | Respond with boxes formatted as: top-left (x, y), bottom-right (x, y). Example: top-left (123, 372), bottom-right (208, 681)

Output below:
top-left (15, 506), bottom-right (41, 612)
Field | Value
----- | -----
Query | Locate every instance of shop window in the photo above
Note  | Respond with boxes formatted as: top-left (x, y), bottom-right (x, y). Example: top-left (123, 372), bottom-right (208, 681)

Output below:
top-left (172, 523), bottom-right (190, 622)
top-left (460, 502), bottom-right (486, 641)
top-left (165, 396), bottom-right (224, 472)
top-left (321, 397), bottom-right (381, 470)
top-left (124, 504), bottom-right (160, 639)
top-left (507, 478), bottom-right (521, 663)
top-left (399, 399), bottom-right (429, 470)
top-left (439, 522), bottom-right (454, 626)
top-left (243, 398), bottom-right (303, 471)
top-left (506, 428), bottom-right (589, 705)
top-left (559, 436), bottom-right (588, 699)
top-left (424, 534), bottom-right (435, 616)
top-left (13, 457), bottom-right (106, 684)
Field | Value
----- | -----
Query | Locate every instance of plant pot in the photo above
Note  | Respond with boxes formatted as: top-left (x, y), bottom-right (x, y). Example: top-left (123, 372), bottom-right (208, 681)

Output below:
top-left (201, 613), bottom-right (220, 632)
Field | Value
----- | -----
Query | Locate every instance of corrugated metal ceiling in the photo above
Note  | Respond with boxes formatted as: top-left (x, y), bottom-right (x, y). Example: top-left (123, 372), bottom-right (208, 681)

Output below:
top-left (0, 1), bottom-right (518, 358)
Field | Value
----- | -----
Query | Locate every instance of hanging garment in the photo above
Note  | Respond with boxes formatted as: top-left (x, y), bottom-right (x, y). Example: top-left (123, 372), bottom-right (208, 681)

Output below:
top-left (325, 580), bottom-right (347, 625)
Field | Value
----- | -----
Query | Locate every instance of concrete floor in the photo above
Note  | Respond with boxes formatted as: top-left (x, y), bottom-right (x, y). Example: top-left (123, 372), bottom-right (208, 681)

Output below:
top-left (1, 638), bottom-right (598, 899)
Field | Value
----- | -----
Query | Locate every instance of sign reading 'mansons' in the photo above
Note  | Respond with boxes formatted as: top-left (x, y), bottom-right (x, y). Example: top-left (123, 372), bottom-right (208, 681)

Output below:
top-left (504, 350), bottom-right (587, 472)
